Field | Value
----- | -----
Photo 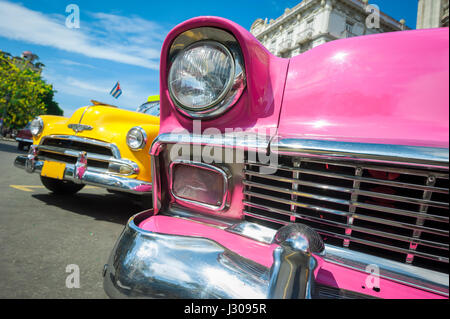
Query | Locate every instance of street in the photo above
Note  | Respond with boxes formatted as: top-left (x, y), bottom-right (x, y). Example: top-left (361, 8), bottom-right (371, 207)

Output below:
top-left (0, 139), bottom-right (144, 298)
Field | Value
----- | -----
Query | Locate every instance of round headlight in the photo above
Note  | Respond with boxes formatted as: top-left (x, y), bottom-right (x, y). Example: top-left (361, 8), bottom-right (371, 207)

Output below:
top-left (29, 117), bottom-right (43, 136)
top-left (126, 127), bottom-right (147, 150)
top-left (168, 41), bottom-right (235, 112)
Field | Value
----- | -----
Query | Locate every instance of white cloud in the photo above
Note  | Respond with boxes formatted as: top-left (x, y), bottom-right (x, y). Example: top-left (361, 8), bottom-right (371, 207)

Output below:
top-left (66, 77), bottom-right (108, 94)
top-left (59, 59), bottom-right (97, 69)
top-left (0, 1), bottom-right (165, 69)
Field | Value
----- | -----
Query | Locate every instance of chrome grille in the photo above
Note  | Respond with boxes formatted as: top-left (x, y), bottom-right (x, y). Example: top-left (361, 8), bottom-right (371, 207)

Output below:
top-left (37, 136), bottom-right (117, 170)
top-left (41, 137), bottom-right (114, 156)
top-left (243, 156), bottom-right (449, 274)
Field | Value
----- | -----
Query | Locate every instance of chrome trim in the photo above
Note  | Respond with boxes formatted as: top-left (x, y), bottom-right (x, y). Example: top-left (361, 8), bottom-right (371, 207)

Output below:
top-left (36, 146), bottom-right (139, 176)
top-left (169, 159), bottom-right (231, 211)
top-left (14, 155), bottom-right (151, 194)
top-left (246, 161), bottom-right (449, 193)
top-left (25, 145), bottom-right (38, 173)
top-left (15, 137), bottom-right (33, 144)
top-left (74, 151), bottom-right (87, 182)
top-left (68, 123), bottom-right (93, 133)
top-left (126, 126), bottom-right (147, 151)
top-left (38, 135), bottom-right (140, 176)
top-left (268, 223), bottom-right (324, 299)
top-left (168, 28), bottom-right (246, 119)
top-left (244, 191), bottom-right (448, 263)
top-left (324, 245), bottom-right (449, 297)
top-left (77, 105), bottom-right (93, 126)
top-left (271, 138), bottom-right (449, 170)
top-left (151, 132), bottom-right (272, 153)
top-left (243, 171), bottom-right (448, 208)
top-left (226, 221), bottom-right (277, 244)
top-left (243, 179), bottom-right (448, 223)
top-left (242, 205), bottom-right (447, 250)
top-left (103, 212), bottom-right (323, 299)
top-left (37, 144), bottom-right (114, 162)
top-left (243, 200), bottom-right (447, 237)
top-left (243, 156), bottom-right (449, 264)
top-left (40, 135), bottom-right (121, 158)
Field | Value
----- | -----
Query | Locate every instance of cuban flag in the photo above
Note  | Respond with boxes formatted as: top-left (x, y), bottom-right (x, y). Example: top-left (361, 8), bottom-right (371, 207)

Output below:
top-left (110, 81), bottom-right (122, 98)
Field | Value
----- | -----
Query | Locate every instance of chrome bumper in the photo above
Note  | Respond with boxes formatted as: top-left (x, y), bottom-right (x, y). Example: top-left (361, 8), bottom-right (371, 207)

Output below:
top-left (15, 137), bottom-right (33, 144)
top-left (14, 153), bottom-right (152, 195)
top-left (103, 211), bottom-right (324, 299)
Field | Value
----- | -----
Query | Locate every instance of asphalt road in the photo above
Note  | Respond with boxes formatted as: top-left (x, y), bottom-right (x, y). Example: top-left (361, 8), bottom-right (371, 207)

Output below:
top-left (0, 139), bottom-right (145, 298)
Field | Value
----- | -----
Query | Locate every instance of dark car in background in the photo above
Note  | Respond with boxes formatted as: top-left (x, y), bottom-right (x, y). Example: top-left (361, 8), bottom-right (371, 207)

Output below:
top-left (15, 122), bottom-right (32, 150)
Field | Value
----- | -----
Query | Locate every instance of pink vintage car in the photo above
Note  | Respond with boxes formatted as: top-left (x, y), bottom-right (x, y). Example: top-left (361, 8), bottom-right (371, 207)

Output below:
top-left (103, 17), bottom-right (449, 299)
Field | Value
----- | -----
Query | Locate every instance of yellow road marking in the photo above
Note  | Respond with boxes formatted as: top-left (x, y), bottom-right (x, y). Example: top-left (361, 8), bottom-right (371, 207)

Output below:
top-left (10, 185), bottom-right (42, 192)
top-left (10, 185), bottom-right (99, 192)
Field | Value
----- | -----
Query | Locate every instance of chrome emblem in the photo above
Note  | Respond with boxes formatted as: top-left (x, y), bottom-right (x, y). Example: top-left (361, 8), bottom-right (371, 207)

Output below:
top-left (68, 124), bottom-right (93, 133)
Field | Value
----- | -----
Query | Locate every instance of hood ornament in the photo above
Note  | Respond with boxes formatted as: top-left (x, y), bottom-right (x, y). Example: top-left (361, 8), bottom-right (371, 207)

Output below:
top-left (68, 124), bottom-right (93, 133)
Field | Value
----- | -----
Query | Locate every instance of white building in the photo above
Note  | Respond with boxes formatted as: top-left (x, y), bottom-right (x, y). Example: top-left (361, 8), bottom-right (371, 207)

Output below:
top-left (250, 0), bottom-right (408, 58)
top-left (416, 0), bottom-right (449, 29)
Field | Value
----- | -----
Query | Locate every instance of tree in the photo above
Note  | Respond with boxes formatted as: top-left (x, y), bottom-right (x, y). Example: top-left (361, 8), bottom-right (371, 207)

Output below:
top-left (42, 89), bottom-right (63, 116)
top-left (0, 50), bottom-right (63, 128)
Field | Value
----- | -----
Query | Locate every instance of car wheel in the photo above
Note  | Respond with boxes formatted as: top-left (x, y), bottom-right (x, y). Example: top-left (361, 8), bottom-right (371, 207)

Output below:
top-left (40, 176), bottom-right (85, 195)
top-left (17, 142), bottom-right (24, 151)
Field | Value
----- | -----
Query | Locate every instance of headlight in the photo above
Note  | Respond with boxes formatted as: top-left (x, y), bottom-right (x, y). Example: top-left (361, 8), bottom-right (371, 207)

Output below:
top-left (168, 39), bottom-right (246, 119)
top-left (126, 127), bottom-right (147, 150)
top-left (29, 117), bottom-right (43, 136)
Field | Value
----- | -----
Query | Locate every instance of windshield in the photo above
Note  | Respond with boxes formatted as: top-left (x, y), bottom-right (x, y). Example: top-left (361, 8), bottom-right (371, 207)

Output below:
top-left (137, 101), bottom-right (160, 117)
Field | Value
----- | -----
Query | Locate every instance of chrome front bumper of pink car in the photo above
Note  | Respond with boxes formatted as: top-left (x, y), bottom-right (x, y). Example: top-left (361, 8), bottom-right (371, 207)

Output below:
top-left (103, 211), bottom-right (448, 299)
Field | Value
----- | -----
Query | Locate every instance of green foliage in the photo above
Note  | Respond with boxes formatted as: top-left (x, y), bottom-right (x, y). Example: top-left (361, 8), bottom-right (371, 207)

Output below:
top-left (0, 50), bottom-right (63, 128)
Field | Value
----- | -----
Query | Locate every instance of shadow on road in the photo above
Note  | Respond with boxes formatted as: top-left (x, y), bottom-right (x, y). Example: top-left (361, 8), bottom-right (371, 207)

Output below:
top-left (32, 192), bottom-right (148, 225)
top-left (0, 140), bottom-right (28, 155)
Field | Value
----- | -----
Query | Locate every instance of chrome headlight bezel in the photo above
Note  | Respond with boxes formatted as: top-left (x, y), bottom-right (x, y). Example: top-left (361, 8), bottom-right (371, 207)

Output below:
top-left (168, 40), bottom-right (236, 113)
top-left (169, 159), bottom-right (231, 211)
top-left (168, 27), bottom-right (246, 119)
top-left (126, 126), bottom-right (147, 151)
top-left (29, 117), bottom-right (43, 137)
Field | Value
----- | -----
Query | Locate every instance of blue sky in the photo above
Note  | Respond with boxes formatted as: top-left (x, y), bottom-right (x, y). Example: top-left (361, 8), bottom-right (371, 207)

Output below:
top-left (0, 0), bottom-right (419, 116)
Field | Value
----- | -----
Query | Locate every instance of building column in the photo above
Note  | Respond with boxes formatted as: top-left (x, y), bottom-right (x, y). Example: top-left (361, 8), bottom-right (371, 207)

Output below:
top-left (417, 0), bottom-right (443, 29)
top-left (321, 0), bottom-right (333, 34)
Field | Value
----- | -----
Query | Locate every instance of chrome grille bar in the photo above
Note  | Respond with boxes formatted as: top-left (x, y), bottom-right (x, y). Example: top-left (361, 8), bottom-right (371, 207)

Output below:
top-left (243, 181), bottom-right (448, 222)
top-left (345, 166), bottom-right (362, 247)
top-left (407, 175), bottom-right (437, 264)
top-left (245, 163), bottom-right (449, 194)
top-left (243, 156), bottom-right (449, 273)
top-left (243, 199), bottom-right (448, 237)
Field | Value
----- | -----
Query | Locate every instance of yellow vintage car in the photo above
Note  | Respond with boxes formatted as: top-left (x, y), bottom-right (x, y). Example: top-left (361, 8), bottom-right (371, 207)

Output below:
top-left (14, 95), bottom-right (160, 200)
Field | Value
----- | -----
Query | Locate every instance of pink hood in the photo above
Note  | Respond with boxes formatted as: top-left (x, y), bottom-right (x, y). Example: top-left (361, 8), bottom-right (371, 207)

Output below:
top-left (278, 28), bottom-right (449, 148)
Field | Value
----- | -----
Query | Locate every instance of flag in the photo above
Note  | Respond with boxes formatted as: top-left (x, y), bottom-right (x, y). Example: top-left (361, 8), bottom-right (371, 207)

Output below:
top-left (110, 81), bottom-right (122, 98)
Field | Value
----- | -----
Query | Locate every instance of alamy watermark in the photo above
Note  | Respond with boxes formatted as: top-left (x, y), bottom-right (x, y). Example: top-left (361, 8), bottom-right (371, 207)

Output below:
top-left (365, 4), bottom-right (380, 29)
top-left (365, 264), bottom-right (380, 292)
top-left (66, 264), bottom-right (80, 288)
top-left (168, 120), bottom-right (279, 174)
top-left (65, 4), bottom-right (80, 29)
